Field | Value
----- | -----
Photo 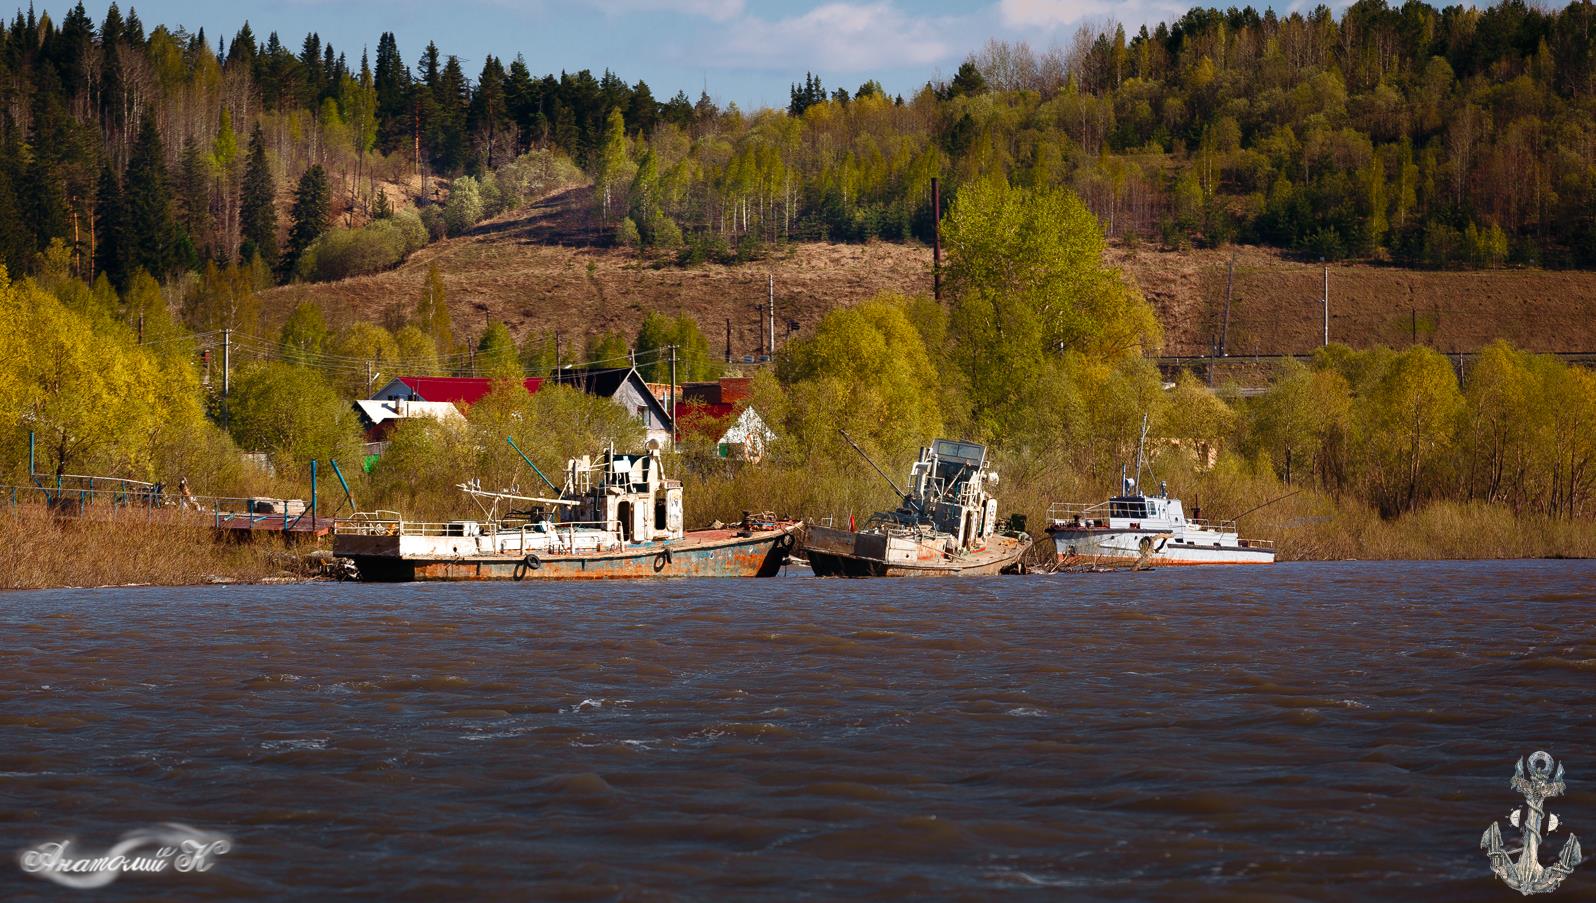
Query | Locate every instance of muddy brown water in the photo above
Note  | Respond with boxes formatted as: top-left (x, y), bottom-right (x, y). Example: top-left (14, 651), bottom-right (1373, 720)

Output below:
top-left (2, 561), bottom-right (1593, 901)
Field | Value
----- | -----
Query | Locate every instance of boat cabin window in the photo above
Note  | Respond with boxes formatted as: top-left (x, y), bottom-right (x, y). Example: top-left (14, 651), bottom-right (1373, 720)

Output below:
top-left (1109, 497), bottom-right (1147, 519)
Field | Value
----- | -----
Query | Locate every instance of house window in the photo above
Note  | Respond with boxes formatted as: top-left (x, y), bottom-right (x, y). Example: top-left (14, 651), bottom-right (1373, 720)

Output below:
top-left (636, 405), bottom-right (649, 420)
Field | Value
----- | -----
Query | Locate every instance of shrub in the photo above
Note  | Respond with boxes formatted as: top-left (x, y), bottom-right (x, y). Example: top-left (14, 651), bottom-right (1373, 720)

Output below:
top-left (615, 216), bottom-right (641, 249)
top-left (419, 205), bottom-right (446, 242)
top-left (494, 149), bottom-right (584, 209)
top-left (443, 176), bottom-right (484, 236)
top-left (296, 211), bottom-right (429, 282)
top-left (651, 216), bottom-right (685, 252)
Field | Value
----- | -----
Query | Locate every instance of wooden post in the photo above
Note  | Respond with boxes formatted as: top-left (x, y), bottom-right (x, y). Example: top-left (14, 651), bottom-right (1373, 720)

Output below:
top-left (1322, 265), bottom-right (1329, 348)
top-left (1220, 255), bottom-right (1234, 357)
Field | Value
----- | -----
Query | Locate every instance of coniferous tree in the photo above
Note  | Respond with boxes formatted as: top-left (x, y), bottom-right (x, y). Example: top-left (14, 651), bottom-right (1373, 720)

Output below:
top-left (284, 164), bottom-right (331, 278)
top-left (373, 31), bottom-right (410, 153)
top-left (0, 163), bottom-right (32, 277)
top-left (505, 56), bottom-right (538, 152)
top-left (24, 69), bottom-right (72, 255)
top-left (175, 137), bottom-right (213, 262)
top-left (123, 112), bottom-right (178, 281)
top-left (948, 61), bottom-right (988, 98)
top-left (239, 125), bottom-right (278, 267)
top-left (92, 163), bottom-right (128, 288)
top-left (468, 55), bottom-right (510, 173)
top-left (431, 55), bottom-right (470, 174)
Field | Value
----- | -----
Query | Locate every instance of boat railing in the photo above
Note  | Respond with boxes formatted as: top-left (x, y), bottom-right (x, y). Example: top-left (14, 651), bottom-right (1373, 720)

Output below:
top-left (1048, 501), bottom-right (1247, 534)
top-left (335, 513), bottom-right (633, 540)
top-left (1185, 516), bottom-right (1241, 533)
top-left (1046, 502), bottom-right (1110, 524)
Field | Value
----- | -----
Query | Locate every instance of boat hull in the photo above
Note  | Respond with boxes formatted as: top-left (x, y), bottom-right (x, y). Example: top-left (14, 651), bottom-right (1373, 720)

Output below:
top-left (801, 525), bottom-right (1030, 577)
top-left (1047, 527), bottom-right (1274, 567)
top-left (340, 526), bottom-right (799, 582)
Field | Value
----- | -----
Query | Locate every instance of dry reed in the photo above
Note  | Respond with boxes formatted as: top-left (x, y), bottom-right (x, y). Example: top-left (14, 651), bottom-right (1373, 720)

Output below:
top-left (0, 504), bottom-right (316, 591)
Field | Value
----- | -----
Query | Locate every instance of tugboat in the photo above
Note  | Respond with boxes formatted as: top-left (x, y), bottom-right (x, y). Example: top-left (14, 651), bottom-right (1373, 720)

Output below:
top-left (334, 444), bottom-right (800, 581)
top-left (801, 434), bottom-right (1030, 577)
top-left (1045, 419), bottom-right (1274, 569)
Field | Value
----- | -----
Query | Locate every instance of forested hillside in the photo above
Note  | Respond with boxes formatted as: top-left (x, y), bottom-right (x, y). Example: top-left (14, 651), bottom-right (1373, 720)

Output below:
top-left (2, 0), bottom-right (1596, 294)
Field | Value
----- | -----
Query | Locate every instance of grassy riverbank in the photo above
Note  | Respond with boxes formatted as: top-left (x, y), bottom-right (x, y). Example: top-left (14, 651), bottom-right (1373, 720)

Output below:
top-left (3, 451), bottom-right (1590, 594)
top-left (681, 457), bottom-right (1596, 563)
top-left (0, 506), bottom-right (320, 591)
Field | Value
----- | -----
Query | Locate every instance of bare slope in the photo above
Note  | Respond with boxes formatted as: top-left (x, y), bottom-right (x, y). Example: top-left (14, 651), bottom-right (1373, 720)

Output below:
top-left (265, 188), bottom-right (1596, 359)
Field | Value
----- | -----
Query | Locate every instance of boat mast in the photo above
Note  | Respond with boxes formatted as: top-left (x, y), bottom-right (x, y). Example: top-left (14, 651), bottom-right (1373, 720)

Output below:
top-left (1134, 414), bottom-right (1149, 494)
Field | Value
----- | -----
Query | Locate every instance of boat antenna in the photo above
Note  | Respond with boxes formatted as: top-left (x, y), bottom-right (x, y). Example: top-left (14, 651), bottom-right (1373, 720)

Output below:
top-left (506, 436), bottom-right (561, 495)
top-left (1133, 413), bottom-right (1150, 493)
top-left (838, 428), bottom-right (913, 504)
top-left (1226, 487), bottom-right (1306, 523)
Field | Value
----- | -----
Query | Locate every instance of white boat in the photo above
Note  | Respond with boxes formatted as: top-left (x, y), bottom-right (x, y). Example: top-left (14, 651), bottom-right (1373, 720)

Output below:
top-left (1044, 490), bottom-right (1275, 568)
top-left (1044, 417), bottom-right (1274, 569)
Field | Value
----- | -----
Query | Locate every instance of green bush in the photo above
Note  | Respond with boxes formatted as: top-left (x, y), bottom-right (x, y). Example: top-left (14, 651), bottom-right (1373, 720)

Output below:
top-left (443, 176), bottom-right (484, 236)
top-left (419, 206), bottom-right (446, 242)
top-left (297, 211), bottom-right (429, 282)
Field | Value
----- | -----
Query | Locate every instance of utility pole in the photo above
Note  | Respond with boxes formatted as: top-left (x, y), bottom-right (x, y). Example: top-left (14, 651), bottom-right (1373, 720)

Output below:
top-left (724, 317), bottom-right (732, 363)
top-left (554, 329), bottom-right (562, 370)
top-left (1322, 265), bottom-right (1330, 348)
top-left (668, 344), bottom-right (678, 446)
top-left (222, 328), bottom-right (232, 427)
top-left (931, 177), bottom-right (942, 301)
top-left (767, 274), bottom-right (775, 356)
top-left (1219, 255), bottom-right (1234, 357)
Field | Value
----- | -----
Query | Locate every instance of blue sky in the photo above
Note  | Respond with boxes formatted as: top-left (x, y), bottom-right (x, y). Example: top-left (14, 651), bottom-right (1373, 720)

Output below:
top-left (50, 1), bottom-right (1335, 108)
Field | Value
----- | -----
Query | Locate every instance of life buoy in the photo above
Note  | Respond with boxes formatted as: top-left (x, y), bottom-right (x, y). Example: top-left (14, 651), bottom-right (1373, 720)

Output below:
top-left (775, 531), bottom-right (796, 552)
top-left (653, 547), bottom-right (673, 572)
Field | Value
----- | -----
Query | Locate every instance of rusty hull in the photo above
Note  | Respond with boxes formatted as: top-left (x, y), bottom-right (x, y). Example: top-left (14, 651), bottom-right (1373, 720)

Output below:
top-left (345, 525), bottom-right (799, 582)
top-left (802, 525), bottom-right (1030, 577)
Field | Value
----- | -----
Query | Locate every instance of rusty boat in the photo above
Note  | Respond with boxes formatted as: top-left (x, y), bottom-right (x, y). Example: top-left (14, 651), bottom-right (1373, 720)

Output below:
top-left (801, 437), bottom-right (1030, 577)
top-left (334, 446), bottom-right (799, 581)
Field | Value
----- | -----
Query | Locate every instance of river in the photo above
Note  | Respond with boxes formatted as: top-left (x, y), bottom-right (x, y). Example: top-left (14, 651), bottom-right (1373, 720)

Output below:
top-left (1, 561), bottom-right (1593, 900)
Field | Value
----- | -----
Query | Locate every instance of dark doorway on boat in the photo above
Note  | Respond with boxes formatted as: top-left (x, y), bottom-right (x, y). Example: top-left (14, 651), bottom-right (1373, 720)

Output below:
top-left (654, 497), bottom-right (667, 538)
top-left (618, 501), bottom-right (633, 542)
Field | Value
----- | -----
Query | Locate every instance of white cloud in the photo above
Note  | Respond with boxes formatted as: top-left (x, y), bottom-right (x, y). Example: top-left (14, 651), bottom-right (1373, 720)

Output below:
top-left (590, 0), bottom-right (746, 22)
top-left (703, 2), bottom-right (955, 72)
top-left (998, 0), bottom-right (1187, 31)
